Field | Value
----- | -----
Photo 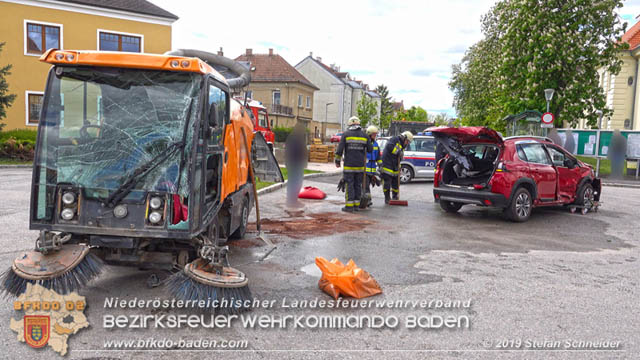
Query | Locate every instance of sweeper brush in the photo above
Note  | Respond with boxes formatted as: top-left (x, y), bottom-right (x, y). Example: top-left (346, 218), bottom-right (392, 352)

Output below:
top-left (165, 258), bottom-right (252, 314)
top-left (1, 244), bottom-right (103, 297)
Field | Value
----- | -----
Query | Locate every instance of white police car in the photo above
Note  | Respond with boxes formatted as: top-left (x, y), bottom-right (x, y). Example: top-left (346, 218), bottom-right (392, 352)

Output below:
top-left (378, 134), bottom-right (436, 183)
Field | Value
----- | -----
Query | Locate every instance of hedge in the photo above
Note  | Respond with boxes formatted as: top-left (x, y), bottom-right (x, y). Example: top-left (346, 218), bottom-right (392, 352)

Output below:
top-left (273, 126), bottom-right (293, 142)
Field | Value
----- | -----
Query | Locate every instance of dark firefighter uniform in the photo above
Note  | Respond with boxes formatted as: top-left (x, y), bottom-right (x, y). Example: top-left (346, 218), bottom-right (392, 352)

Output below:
top-left (381, 135), bottom-right (406, 202)
top-left (335, 125), bottom-right (373, 210)
top-left (364, 139), bottom-right (382, 201)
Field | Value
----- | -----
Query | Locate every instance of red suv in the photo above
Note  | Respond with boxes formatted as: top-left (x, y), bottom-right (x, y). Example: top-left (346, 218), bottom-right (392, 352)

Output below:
top-left (430, 127), bottom-right (601, 222)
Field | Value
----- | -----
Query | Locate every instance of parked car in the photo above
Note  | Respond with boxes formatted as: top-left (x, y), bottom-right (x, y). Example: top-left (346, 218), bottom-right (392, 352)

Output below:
top-left (431, 127), bottom-right (601, 222)
top-left (330, 132), bottom-right (343, 143)
top-left (377, 135), bottom-right (436, 183)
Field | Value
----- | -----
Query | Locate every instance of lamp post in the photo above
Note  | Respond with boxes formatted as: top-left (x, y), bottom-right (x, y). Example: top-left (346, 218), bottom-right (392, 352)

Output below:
top-left (595, 109), bottom-right (604, 177)
top-left (324, 102), bottom-right (333, 142)
top-left (544, 88), bottom-right (555, 113)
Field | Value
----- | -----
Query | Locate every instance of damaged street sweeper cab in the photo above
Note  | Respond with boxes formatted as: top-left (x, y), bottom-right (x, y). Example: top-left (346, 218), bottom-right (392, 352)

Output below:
top-left (2, 49), bottom-right (283, 311)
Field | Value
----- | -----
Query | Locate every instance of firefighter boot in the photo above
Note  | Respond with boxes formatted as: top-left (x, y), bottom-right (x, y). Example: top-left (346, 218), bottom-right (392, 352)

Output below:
top-left (341, 206), bottom-right (354, 213)
top-left (392, 192), bottom-right (399, 201)
top-left (384, 191), bottom-right (390, 204)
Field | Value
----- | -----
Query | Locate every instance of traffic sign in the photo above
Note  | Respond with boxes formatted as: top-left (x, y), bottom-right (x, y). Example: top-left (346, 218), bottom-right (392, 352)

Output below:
top-left (541, 112), bottom-right (554, 128)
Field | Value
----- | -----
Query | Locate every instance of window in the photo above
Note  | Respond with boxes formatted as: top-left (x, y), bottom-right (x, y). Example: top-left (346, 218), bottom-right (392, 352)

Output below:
top-left (208, 84), bottom-right (228, 146)
top-left (99, 31), bottom-right (141, 52)
top-left (25, 21), bottom-right (61, 55)
top-left (26, 92), bottom-right (43, 125)
top-left (408, 138), bottom-right (435, 152)
top-left (298, 94), bottom-right (303, 107)
top-left (258, 111), bottom-right (268, 128)
top-left (273, 91), bottom-right (281, 105)
top-left (520, 144), bottom-right (552, 165)
top-left (546, 146), bottom-right (571, 167)
top-left (306, 96), bottom-right (311, 108)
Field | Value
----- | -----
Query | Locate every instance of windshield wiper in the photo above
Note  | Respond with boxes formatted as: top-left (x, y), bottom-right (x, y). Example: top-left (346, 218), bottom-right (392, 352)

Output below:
top-left (104, 99), bottom-right (194, 207)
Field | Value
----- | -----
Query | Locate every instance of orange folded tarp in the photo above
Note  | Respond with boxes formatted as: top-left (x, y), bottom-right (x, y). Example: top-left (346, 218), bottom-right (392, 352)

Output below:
top-left (315, 257), bottom-right (382, 299)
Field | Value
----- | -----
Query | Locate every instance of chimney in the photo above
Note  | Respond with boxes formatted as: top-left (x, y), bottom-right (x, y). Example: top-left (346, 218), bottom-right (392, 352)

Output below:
top-left (317, 56), bottom-right (322, 63)
top-left (269, 48), bottom-right (274, 56)
top-left (217, 47), bottom-right (223, 56)
top-left (246, 48), bottom-right (252, 56)
top-left (309, 51), bottom-right (313, 58)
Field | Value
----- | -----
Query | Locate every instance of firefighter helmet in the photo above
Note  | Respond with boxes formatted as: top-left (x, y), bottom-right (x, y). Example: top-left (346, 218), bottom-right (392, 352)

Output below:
top-left (366, 125), bottom-right (379, 135)
top-left (348, 116), bottom-right (360, 126)
top-left (402, 131), bottom-right (414, 142)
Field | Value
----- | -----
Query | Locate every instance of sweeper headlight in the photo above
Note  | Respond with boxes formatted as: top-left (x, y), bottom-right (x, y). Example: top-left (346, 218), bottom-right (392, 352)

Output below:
top-left (60, 208), bottom-right (75, 221)
top-left (149, 197), bottom-right (163, 210)
top-left (113, 204), bottom-right (128, 219)
top-left (148, 211), bottom-right (163, 224)
top-left (61, 192), bottom-right (76, 205)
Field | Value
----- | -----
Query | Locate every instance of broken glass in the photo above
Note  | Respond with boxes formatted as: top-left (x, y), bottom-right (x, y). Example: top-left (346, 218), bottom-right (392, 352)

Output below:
top-left (37, 67), bottom-right (202, 201)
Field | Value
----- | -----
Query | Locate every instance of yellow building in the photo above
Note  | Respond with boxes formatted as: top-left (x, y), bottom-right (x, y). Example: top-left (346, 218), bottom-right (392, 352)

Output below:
top-left (578, 20), bottom-right (640, 131)
top-left (0, 0), bottom-right (177, 130)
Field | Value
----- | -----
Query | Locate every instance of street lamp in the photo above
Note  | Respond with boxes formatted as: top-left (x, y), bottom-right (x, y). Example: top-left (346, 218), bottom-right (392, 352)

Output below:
top-left (544, 88), bottom-right (555, 113)
top-left (595, 109), bottom-right (604, 129)
top-left (324, 102), bottom-right (333, 142)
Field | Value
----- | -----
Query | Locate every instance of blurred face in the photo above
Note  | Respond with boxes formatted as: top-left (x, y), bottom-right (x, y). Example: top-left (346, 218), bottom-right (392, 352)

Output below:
top-left (370, 132), bottom-right (378, 140)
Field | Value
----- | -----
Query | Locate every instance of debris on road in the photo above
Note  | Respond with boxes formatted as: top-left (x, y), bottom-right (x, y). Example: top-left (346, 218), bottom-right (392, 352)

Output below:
top-left (249, 212), bottom-right (375, 240)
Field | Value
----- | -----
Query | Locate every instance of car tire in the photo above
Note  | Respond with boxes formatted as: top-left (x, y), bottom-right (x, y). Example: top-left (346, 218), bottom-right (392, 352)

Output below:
top-left (505, 187), bottom-right (532, 222)
top-left (440, 200), bottom-right (463, 213)
top-left (574, 183), bottom-right (594, 207)
top-left (399, 165), bottom-right (413, 183)
top-left (230, 196), bottom-right (249, 239)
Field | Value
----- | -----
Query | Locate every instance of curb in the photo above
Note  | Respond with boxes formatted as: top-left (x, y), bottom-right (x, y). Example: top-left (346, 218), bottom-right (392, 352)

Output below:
top-left (0, 165), bottom-right (32, 169)
top-left (257, 170), bottom-right (342, 196)
top-left (602, 182), bottom-right (640, 189)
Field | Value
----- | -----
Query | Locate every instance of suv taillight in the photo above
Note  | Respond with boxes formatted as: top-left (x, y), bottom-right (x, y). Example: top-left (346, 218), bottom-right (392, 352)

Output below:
top-left (496, 161), bottom-right (508, 172)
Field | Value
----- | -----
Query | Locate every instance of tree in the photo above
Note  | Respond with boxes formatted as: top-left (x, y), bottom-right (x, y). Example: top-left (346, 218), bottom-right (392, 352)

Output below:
top-left (404, 106), bottom-right (429, 122)
top-left (375, 84), bottom-right (393, 130)
top-left (450, 0), bottom-right (627, 130)
top-left (0, 42), bottom-right (16, 131)
top-left (429, 112), bottom-right (453, 126)
top-left (356, 94), bottom-right (378, 129)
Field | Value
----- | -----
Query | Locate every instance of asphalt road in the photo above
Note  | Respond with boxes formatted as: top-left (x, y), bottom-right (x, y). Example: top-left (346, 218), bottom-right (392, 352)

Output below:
top-left (0, 168), bottom-right (638, 360)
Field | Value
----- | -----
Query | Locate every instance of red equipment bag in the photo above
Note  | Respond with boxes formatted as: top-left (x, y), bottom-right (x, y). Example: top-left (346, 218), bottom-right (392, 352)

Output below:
top-left (298, 186), bottom-right (326, 200)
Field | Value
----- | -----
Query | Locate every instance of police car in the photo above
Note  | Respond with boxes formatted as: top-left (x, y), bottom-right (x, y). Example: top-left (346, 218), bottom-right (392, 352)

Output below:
top-left (377, 133), bottom-right (436, 183)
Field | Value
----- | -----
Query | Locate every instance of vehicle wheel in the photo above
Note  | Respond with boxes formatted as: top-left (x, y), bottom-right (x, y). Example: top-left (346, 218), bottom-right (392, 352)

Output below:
top-left (440, 200), bottom-right (463, 213)
top-left (505, 187), bottom-right (532, 222)
top-left (574, 183), bottom-right (594, 207)
top-left (230, 196), bottom-right (249, 239)
top-left (399, 165), bottom-right (413, 183)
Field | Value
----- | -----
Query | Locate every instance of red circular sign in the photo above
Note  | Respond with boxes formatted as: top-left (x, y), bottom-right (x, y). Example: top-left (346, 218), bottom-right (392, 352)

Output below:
top-left (541, 112), bottom-right (554, 124)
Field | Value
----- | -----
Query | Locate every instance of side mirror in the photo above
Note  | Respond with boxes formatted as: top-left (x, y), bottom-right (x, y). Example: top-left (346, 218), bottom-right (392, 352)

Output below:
top-left (208, 103), bottom-right (217, 127)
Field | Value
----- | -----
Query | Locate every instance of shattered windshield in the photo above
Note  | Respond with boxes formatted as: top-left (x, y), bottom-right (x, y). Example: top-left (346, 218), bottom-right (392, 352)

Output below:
top-left (37, 66), bottom-right (201, 199)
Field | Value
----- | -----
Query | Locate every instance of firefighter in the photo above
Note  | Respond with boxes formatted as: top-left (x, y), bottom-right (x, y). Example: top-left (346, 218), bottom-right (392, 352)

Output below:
top-left (381, 131), bottom-right (413, 204)
top-left (363, 125), bottom-right (382, 207)
top-left (335, 116), bottom-right (373, 212)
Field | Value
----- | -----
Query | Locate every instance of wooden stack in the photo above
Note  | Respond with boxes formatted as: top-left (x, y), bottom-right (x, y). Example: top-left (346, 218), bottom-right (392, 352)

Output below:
top-left (312, 138), bottom-right (322, 145)
top-left (309, 144), bottom-right (330, 163)
top-left (326, 144), bottom-right (336, 162)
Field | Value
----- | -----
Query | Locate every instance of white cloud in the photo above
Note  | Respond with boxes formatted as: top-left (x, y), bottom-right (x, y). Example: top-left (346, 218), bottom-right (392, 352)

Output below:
top-left (150, 0), bottom-right (638, 118)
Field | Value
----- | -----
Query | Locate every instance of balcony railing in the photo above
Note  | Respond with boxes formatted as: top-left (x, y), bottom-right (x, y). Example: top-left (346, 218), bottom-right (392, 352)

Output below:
top-left (270, 104), bottom-right (293, 116)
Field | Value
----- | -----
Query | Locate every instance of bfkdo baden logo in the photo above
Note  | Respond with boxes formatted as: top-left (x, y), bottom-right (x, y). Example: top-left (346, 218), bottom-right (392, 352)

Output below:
top-left (10, 283), bottom-right (89, 356)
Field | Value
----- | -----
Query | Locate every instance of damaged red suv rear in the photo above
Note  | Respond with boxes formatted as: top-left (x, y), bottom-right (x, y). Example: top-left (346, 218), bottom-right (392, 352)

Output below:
top-left (430, 127), bottom-right (601, 222)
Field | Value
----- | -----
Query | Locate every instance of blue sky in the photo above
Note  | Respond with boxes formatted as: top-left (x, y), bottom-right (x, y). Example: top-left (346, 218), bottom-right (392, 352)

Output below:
top-left (153, 0), bottom-right (640, 118)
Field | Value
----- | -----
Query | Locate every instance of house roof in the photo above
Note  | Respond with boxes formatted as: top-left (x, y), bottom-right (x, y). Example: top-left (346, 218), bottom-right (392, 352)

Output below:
top-left (236, 52), bottom-right (319, 90)
top-left (366, 91), bottom-right (380, 98)
top-left (622, 20), bottom-right (640, 50)
top-left (55, 0), bottom-right (179, 20)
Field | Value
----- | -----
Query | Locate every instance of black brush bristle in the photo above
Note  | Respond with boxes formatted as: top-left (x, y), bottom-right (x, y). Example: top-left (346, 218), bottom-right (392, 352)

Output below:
top-left (165, 271), bottom-right (253, 314)
top-left (1, 252), bottom-right (104, 297)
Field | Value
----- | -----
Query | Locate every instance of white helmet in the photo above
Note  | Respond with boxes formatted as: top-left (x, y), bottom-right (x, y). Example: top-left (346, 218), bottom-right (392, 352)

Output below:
top-left (366, 125), bottom-right (379, 135)
top-left (401, 131), bottom-right (414, 142)
top-left (348, 116), bottom-right (360, 126)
